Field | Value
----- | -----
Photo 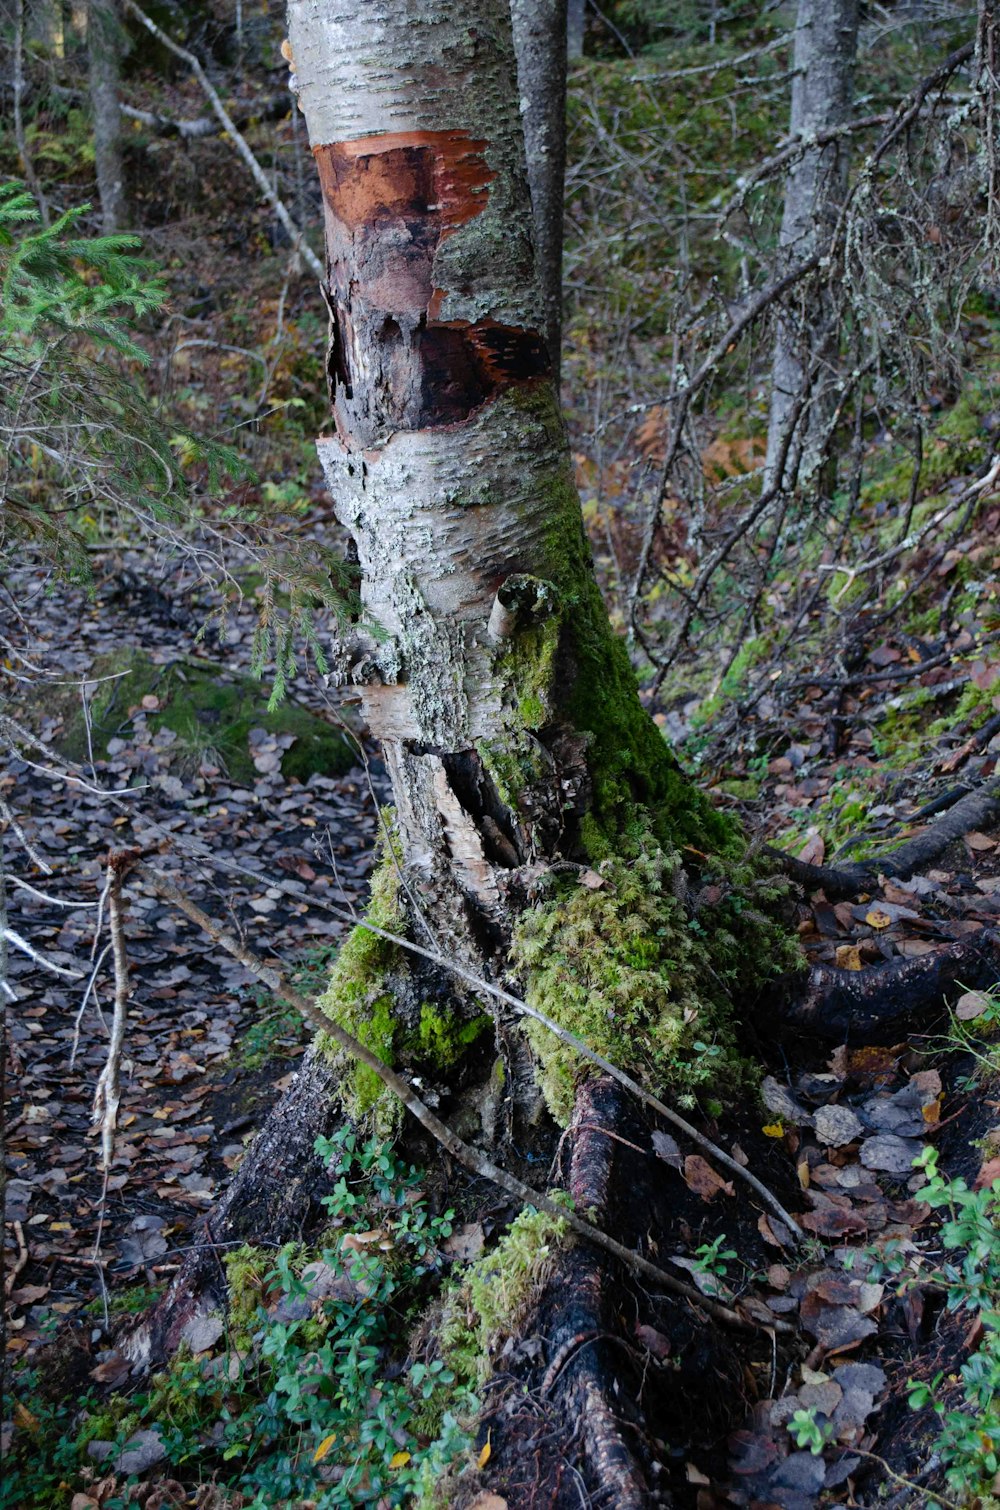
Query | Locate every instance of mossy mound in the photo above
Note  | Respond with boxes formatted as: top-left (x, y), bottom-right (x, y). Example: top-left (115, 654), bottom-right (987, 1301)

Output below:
top-left (315, 824), bottom-right (491, 1133)
top-left (511, 842), bottom-right (799, 1123)
top-left (54, 649), bottom-right (359, 785)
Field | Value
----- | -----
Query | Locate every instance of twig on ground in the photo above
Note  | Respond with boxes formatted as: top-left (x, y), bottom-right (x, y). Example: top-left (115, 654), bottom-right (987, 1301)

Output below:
top-left (92, 855), bottom-right (131, 1170)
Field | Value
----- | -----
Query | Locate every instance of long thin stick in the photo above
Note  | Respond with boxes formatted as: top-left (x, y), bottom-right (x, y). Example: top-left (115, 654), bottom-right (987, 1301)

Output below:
top-left (92, 857), bottom-right (130, 1169)
top-left (133, 858), bottom-right (791, 1334)
top-left (0, 714), bottom-right (801, 1240)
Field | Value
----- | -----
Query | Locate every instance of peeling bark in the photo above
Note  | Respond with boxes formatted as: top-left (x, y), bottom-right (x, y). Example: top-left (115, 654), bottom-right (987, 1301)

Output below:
top-left (288, 0), bottom-right (720, 948)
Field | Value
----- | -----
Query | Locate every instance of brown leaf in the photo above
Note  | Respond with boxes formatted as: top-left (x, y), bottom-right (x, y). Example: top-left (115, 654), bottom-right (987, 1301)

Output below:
top-left (964, 830), bottom-right (997, 851)
top-left (443, 1223), bottom-right (485, 1261)
top-left (799, 1204), bottom-right (868, 1238)
top-left (635, 1322), bottom-right (672, 1359)
top-left (758, 1213), bottom-right (793, 1248)
top-left (799, 830), bottom-right (826, 867)
top-left (683, 1155), bottom-right (734, 1201)
top-left (975, 1156), bottom-right (1000, 1190)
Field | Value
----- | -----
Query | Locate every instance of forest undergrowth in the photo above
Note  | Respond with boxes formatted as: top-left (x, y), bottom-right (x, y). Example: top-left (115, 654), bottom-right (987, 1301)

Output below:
top-left (4, 4), bottom-right (1000, 1508)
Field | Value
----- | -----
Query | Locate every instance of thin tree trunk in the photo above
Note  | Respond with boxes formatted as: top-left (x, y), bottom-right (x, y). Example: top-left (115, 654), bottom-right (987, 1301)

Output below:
top-left (764, 0), bottom-right (859, 492)
top-left (87, 0), bottom-right (126, 232)
top-left (511, 0), bottom-right (568, 387)
top-left (567, 0), bottom-right (585, 59)
top-left (14, 0), bottom-right (50, 225)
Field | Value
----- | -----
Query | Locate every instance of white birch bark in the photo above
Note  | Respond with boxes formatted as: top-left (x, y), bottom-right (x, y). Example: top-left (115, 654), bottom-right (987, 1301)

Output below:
top-left (286, 0), bottom-right (717, 968)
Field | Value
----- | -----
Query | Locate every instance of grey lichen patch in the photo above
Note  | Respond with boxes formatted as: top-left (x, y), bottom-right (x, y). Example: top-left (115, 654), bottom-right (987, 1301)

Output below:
top-left (511, 842), bottom-right (800, 1124)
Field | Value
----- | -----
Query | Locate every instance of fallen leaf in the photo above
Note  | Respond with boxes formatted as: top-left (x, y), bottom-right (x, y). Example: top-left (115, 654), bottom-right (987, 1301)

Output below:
top-left (975, 1156), bottom-right (1000, 1190)
top-left (651, 1129), bottom-right (683, 1168)
top-left (835, 943), bottom-right (863, 971)
top-left (955, 990), bottom-right (992, 1021)
top-left (314, 1434), bottom-right (337, 1464)
top-left (683, 1155), bottom-right (734, 1201)
top-left (865, 908), bottom-right (892, 930)
top-left (477, 1433), bottom-right (492, 1469)
top-left (964, 831), bottom-right (997, 851)
top-left (635, 1322), bottom-right (672, 1359)
top-left (814, 1104), bottom-right (864, 1147)
top-left (762, 1122), bottom-right (785, 1138)
top-left (390, 1450), bottom-right (412, 1469)
top-left (860, 1133), bottom-right (921, 1174)
top-left (443, 1223), bottom-right (485, 1261)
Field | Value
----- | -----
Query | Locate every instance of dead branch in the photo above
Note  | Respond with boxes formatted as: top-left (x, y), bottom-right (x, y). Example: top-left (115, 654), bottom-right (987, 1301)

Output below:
top-left (91, 854), bottom-right (131, 1170)
top-left (121, 0), bottom-right (323, 281)
top-left (779, 929), bottom-right (1000, 1042)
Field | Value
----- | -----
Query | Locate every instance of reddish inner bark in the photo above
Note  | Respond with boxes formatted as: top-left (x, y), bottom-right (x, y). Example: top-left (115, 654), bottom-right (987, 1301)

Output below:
top-left (314, 129), bottom-right (549, 438)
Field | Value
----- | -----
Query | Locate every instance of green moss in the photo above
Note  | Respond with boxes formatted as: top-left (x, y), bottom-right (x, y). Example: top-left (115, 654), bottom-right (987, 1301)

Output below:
top-left (315, 823), bottom-right (489, 1130)
top-left (224, 1242), bottom-right (296, 1348)
top-left (53, 649), bottom-right (357, 784)
top-left (480, 385), bottom-right (736, 864)
top-left (437, 1205), bottom-right (571, 1390)
top-left (417, 1003), bottom-right (491, 1067)
top-left (511, 841), bottom-right (798, 1123)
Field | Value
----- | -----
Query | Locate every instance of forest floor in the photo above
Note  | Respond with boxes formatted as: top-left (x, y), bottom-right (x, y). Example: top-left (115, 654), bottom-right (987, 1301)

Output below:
top-left (4, 496), bottom-right (1000, 1510)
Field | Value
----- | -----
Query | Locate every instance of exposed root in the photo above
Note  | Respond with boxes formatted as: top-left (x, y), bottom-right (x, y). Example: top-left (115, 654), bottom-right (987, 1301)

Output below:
top-left (768, 775), bottom-right (1000, 899)
top-left (778, 928), bottom-right (1000, 1042)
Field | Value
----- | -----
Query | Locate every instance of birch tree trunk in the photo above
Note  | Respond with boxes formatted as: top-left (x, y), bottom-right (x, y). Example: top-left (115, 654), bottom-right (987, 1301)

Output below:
top-left (286, 0), bottom-right (726, 960)
top-left (764, 0), bottom-right (859, 491)
top-left (131, 0), bottom-right (791, 1393)
top-left (511, 0), bottom-right (568, 386)
top-left (87, 0), bottom-right (127, 232)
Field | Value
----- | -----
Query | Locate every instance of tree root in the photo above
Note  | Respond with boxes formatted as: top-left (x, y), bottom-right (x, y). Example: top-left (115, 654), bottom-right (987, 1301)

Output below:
top-left (125, 1049), bottom-right (340, 1368)
top-left (768, 775), bottom-right (1000, 899)
top-left (473, 1077), bottom-right (764, 1507)
top-left (778, 928), bottom-right (1000, 1042)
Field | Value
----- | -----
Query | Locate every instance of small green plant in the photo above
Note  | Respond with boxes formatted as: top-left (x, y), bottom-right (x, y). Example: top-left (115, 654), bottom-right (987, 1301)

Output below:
top-left (1, 1133), bottom-right (478, 1509)
top-left (904, 1146), bottom-right (1000, 1503)
top-left (787, 1404), bottom-right (835, 1455)
top-left (690, 1234), bottom-right (737, 1281)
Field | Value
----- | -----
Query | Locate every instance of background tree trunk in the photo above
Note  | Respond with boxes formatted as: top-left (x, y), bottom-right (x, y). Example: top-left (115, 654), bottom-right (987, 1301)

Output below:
top-left (511, 0), bottom-right (568, 388)
top-left (764, 0), bottom-right (859, 492)
top-left (87, 0), bottom-right (127, 232)
top-left (567, 0), bottom-right (585, 59)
